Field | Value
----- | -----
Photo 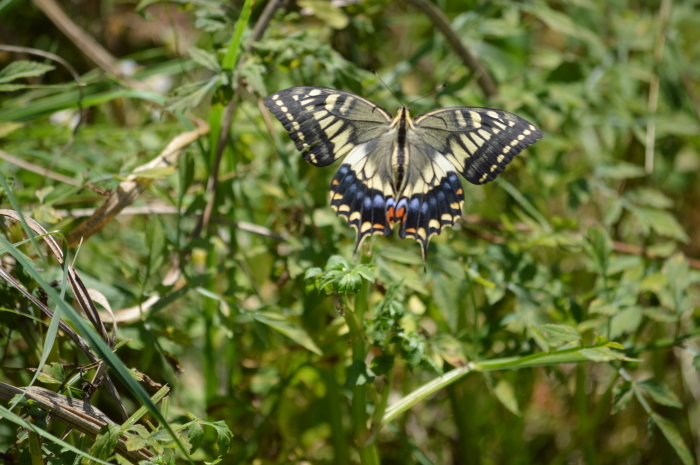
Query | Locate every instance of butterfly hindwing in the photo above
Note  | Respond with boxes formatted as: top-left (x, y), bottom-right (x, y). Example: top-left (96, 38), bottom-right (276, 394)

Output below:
top-left (413, 107), bottom-right (542, 184)
top-left (264, 86), bottom-right (392, 167)
top-left (397, 141), bottom-right (465, 258)
top-left (329, 137), bottom-right (395, 250)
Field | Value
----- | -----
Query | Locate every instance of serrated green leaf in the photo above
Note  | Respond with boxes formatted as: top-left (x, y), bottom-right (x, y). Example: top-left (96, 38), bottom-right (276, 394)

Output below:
top-left (338, 273), bottom-right (362, 294)
top-left (188, 47), bottom-right (221, 72)
top-left (630, 207), bottom-right (689, 243)
top-left (166, 77), bottom-right (221, 113)
top-left (0, 60), bottom-right (55, 84)
top-left (188, 421), bottom-right (204, 454)
top-left (638, 379), bottom-right (683, 408)
top-left (87, 424), bottom-right (121, 462)
top-left (38, 362), bottom-right (65, 384)
top-left (210, 420), bottom-right (232, 456)
top-left (650, 413), bottom-right (695, 465)
top-left (494, 379), bottom-right (521, 416)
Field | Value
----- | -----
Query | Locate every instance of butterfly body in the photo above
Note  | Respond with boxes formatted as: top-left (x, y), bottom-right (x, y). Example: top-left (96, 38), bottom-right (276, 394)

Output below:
top-left (264, 86), bottom-right (542, 259)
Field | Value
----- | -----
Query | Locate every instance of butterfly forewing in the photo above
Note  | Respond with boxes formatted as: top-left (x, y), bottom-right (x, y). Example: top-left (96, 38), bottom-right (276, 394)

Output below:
top-left (263, 86), bottom-right (392, 167)
top-left (413, 107), bottom-right (542, 184)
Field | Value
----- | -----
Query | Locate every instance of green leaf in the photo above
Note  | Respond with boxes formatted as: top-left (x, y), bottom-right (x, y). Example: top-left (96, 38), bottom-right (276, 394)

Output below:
top-left (210, 420), bottom-right (232, 456)
top-left (594, 162), bottom-right (646, 179)
top-left (221, 0), bottom-right (253, 70)
top-left (187, 420), bottom-right (204, 454)
top-left (493, 379), bottom-right (521, 416)
top-left (87, 424), bottom-right (121, 462)
top-left (253, 311), bottom-right (323, 355)
top-left (338, 272), bottom-right (362, 294)
top-left (629, 207), bottom-right (689, 243)
top-left (38, 362), bottom-right (65, 384)
top-left (166, 77), bottom-right (221, 113)
top-left (578, 347), bottom-right (635, 362)
top-left (539, 324), bottom-right (582, 343)
top-left (298, 0), bottom-right (349, 29)
top-left (0, 60), bottom-right (55, 84)
top-left (344, 360), bottom-right (375, 387)
top-left (638, 379), bottom-right (683, 408)
top-left (188, 47), bottom-right (221, 73)
top-left (650, 413), bottom-right (695, 465)
top-left (611, 381), bottom-right (634, 414)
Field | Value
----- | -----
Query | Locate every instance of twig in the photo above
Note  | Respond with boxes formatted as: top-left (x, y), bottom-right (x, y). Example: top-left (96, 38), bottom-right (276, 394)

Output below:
top-left (65, 118), bottom-right (209, 248)
top-left (31, 0), bottom-right (146, 91)
top-left (0, 149), bottom-right (81, 186)
top-left (401, 0), bottom-right (498, 98)
top-left (0, 382), bottom-right (153, 464)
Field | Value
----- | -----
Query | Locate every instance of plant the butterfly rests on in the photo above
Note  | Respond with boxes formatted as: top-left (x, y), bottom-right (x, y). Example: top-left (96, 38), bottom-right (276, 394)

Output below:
top-left (264, 86), bottom-right (542, 259)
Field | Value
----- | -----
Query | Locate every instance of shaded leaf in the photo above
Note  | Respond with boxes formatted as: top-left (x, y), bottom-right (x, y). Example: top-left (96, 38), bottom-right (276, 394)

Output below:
top-left (253, 312), bottom-right (323, 355)
top-left (0, 61), bottom-right (55, 84)
top-left (494, 379), bottom-right (521, 416)
top-left (649, 413), bottom-right (695, 465)
top-left (638, 379), bottom-right (683, 408)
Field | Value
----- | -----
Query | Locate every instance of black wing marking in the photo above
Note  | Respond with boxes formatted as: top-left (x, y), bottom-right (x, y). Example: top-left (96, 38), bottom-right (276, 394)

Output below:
top-left (414, 106), bottom-right (542, 184)
top-left (264, 86), bottom-right (392, 167)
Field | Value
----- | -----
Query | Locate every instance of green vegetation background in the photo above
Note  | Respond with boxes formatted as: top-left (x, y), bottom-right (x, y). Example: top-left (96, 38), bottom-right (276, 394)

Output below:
top-left (1, 0), bottom-right (700, 464)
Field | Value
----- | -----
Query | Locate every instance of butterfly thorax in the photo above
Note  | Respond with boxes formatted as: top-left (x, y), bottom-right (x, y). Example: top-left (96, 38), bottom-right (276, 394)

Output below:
top-left (389, 107), bottom-right (415, 194)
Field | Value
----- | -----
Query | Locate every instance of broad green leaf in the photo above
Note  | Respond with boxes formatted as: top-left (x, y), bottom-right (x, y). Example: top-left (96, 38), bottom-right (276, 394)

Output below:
top-left (37, 362), bottom-right (65, 384)
top-left (650, 413), bottom-right (695, 465)
top-left (494, 379), bottom-right (521, 416)
top-left (638, 379), bottom-right (683, 408)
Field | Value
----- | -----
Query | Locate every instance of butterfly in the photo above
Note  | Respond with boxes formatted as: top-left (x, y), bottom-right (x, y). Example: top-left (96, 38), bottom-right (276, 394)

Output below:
top-left (264, 86), bottom-right (542, 259)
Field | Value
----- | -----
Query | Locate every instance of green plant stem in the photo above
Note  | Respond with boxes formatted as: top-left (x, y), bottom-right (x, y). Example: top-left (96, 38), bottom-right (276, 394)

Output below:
top-left (342, 288), bottom-right (380, 465)
top-left (28, 431), bottom-right (43, 465)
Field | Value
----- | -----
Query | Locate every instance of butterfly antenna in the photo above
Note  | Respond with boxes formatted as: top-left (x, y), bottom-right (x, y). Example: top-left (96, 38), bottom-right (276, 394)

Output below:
top-left (372, 69), bottom-right (405, 107)
top-left (407, 84), bottom-right (447, 109)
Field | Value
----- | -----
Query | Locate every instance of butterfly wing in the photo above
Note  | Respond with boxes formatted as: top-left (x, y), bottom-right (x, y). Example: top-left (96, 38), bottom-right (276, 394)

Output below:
top-left (413, 107), bottom-right (542, 184)
top-left (395, 136), bottom-right (465, 259)
top-left (329, 135), bottom-right (396, 251)
top-left (264, 86), bottom-right (393, 167)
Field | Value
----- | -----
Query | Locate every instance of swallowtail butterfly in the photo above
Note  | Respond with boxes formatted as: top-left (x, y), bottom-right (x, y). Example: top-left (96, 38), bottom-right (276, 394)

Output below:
top-left (264, 86), bottom-right (542, 259)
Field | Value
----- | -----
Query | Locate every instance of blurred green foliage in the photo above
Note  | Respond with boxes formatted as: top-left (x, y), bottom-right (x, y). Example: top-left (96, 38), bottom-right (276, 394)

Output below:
top-left (1, 0), bottom-right (700, 464)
